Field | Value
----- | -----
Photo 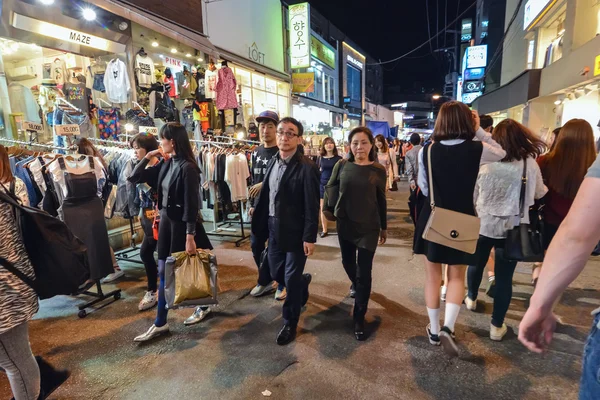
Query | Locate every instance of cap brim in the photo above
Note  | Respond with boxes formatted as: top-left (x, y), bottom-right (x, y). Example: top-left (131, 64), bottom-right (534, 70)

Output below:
top-left (256, 117), bottom-right (278, 124)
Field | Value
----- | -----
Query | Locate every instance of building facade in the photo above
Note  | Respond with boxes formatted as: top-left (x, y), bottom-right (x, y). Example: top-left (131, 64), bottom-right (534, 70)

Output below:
top-left (473, 0), bottom-right (600, 140)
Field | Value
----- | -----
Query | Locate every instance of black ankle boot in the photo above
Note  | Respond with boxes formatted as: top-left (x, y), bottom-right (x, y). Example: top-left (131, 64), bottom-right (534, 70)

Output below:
top-left (35, 356), bottom-right (70, 399)
top-left (354, 320), bottom-right (366, 341)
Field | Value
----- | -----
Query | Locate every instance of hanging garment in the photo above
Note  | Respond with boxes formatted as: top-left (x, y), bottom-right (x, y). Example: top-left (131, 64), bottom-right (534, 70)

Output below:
top-left (181, 107), bottom-right (194, 132)
top-left (98, 108), bottom-right (121, 140)
top-left (51, 58), bottom-right (68, 88)
top-left (57, 157), bottom-right (113, 281)
top-left (164, 75), bottom-right (176, 98)
top-left (225, 153), bottom-right (250, 201)
top-left (8, 83), bottom-right (41, 123)
top-left (104, 59), bottom-right (131, 103)
top-left (195, 72), bottom-right (206, 101)
top-left (38, 85), bottom-right (62, 114)
top-left (135, 54), bottom-right (156, 89)
top-left (61, 111), bottom-right (95, 138)
top-left (63, 82), bottom-right (90, 113)
top-left (215, 67), bottom-right (238, 110)
top-left (205, 68), bottom-right (218, 99)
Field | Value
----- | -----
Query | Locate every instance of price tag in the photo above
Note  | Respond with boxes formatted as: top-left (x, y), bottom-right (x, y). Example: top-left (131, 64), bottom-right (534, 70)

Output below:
top-left (23, 121), bottom-right (43, 133)
top-left (140, 126), bottom-right (159, 136)
top-left (55, 124), bottom-right (81, 136)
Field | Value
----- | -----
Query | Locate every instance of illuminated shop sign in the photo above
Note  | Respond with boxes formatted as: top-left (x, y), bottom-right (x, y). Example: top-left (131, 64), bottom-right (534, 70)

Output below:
top-left (464, 80), bottom-right (484, 93)
top-left (462, 92), bottom-right (483, 105)
top-left (11, 13), bottom-right (126, 53)
top-left (461, 18), bottom-right (472, 43)
top-left (311, 36), bottom-right (336, 69)
top-left (466, 45), bottom-right (488, 69)
top-left (524, 0), bottom-right (558, 30)
top-left (464, 68), bottom-right (485, 80)
top-left (347, 55), bottom-right (363, 69)
top-left (289, 2), bottom-right (311, 69)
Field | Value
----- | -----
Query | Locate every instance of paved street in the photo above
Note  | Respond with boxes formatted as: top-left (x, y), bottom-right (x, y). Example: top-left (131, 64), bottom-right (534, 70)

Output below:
top-left (2, 185), bottom-right (599, 400)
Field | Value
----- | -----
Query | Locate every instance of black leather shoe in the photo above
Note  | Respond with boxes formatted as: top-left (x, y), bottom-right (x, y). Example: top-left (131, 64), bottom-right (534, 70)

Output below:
top-left (276, 324), bottom-right (297, 346)
top-left (354, 320), bottom-right (366, 341)
top-left (320, 231), bottom-right (328, 238)
top-left (302, 273), bottom-right (312, 306)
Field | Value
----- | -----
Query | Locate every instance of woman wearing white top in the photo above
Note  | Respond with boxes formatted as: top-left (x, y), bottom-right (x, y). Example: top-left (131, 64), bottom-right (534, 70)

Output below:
top-left (413, 102), bottom-right (506, 357)
top-left (374, 134), bottom-right (398, 190)
top-left (466, 119), bottom-right (547, 341)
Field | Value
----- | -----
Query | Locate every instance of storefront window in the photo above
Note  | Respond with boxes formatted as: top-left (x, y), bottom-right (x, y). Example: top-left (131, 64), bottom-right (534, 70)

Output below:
top-left (236, 67), bottom-right (252, 87)
top-left (347, 65), bottom-right (362, 102)
top-left (266, 78), bottom-right (277, 93)
top-left (535, 9), bottom-right (566, 68)
top-left (252, 73), bottom-right (265, 90)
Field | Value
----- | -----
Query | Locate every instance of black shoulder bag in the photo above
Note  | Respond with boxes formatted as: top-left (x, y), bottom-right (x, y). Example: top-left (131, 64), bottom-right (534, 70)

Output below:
top-left (505, 159), bottom-right (545, 262)
top-left (322, 159), bottom-right (346, 222)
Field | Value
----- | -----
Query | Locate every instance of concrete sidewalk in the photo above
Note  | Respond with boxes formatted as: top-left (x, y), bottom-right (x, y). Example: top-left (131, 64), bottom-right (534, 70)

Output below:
top-left (1, 188), bottom-right (598, 399)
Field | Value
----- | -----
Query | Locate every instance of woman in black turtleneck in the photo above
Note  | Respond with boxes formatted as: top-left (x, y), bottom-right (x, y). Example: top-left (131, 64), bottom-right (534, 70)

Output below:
top-left (129, 123), bottom-right (213, 342)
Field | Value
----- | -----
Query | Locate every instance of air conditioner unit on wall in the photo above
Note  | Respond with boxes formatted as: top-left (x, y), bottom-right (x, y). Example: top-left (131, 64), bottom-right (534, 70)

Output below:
top-left (7, 66), bottom-right (37, 81)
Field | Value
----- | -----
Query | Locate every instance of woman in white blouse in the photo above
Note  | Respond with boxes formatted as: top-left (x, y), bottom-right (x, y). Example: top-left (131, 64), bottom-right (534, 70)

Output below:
top-left (466, 119), bottom-right (547, 341)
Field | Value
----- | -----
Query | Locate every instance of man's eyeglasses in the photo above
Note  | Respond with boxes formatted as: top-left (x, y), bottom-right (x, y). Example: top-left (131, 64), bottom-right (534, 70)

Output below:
top-left (277, 130), bottom-right (299, 139)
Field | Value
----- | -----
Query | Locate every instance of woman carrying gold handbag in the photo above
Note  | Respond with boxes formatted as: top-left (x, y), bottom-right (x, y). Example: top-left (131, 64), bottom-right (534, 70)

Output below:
top-left (412, 102), bottom-right (506, 357)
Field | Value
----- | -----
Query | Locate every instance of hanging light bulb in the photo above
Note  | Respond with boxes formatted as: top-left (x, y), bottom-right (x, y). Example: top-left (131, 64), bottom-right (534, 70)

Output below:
top-left (151, 40), bottom-right (159, 47)
top-left (82, 8), bottom-right (97, 21)
top-left (171, 48), bottom-right (177, 54)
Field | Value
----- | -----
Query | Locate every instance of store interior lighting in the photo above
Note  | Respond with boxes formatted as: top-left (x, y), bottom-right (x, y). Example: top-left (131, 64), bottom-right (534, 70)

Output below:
top-left (125, 123), bottom-right (134, 132)
top-left (186, 53), bottom-right (192, 58)
top-left (197, 57), bottom-right (203, 62)
top-left (82, 8), bottom-right (97, 21)
top-left (170, 48), bottom-right (177, 54)
top-left (151, 40), bottom-right (159, 47)
top-left (39, 0), bottom-right (54, 5)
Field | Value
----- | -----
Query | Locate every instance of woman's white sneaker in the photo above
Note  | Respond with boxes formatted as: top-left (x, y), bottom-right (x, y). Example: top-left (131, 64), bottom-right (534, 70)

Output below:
top-left (426, 324), bottom-right (441, 346)
top-left (490, 323), bottom-right (508, 341)
top-left (465, 296), bottom-right (477, 311)
top-left (138, 291), bottom-right (158, 311)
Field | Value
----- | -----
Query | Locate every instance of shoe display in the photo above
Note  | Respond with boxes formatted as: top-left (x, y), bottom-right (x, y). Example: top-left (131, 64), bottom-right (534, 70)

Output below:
top-left (486, 276), bottom-right (496, 298)
top-left (101, 269), bottom-right (125, 283)
top-left (138, 291), bottom-right (158, 311)
top-left (354, 320), bottom-right (366, 341)
top-left (35, 356), bottom-right (70, 400)
top-left (465, 296), bottom-right (477, 311)
top-left (276, 324), bottom-right (297, 345)
top-left (350, 284), bottom-right (356, 298)
top-left (184, 307), bottom-right (211, 326)
top-left (490, 323), bottom-right (508, 341)
top-left (250, 283), bottom-right (274, 297)
top-left (439, 326), bottom-right (459, 357)
top-left (275, 287), bottom-right (287, 301)
top-left (134, 324), bottom-right (169, 342)
top-left (302, 273), bottom-right (312, 306)
top-left (426, 324), bottom-right (441, 346)
top-left (441, 286), bottom-right (447, 302)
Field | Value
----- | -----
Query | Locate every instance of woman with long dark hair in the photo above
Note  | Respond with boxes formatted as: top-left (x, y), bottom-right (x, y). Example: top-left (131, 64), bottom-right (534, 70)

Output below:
top-left (466, 119), bottom-right (547, 341)
top-left (129, 133), bottom-right (161, 311)
top-left (413, 101), bottom-right (506, 356)
top-left (532, 119), bottom-right (596, 286)
top-left (325, 127), bottom-right (387, 341)
top-left (318, 137), bottom-right (342, 238)
top-left (374, 134), bottom-right (398, 190)
top-left (130, 123), bottom-right (213, 342)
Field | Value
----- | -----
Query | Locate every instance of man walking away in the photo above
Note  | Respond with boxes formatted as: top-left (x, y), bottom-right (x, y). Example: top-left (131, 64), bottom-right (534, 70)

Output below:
top-left (480, 114), bottom-right (494, 133)
top-left (405, 133), bottom-right (423, 226)
top-left (251, 117), bottom-right (320, 345)
top-left (248, 111), bottom-right (286, 301)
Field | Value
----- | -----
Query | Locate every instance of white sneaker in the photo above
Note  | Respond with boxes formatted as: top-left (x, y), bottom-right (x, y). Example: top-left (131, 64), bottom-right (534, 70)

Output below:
top-left (250, 283), bottom-right (274, 297)
top-left (101, 269), bottom-right (125, 283)
top-left (133, 324), bottom-right (169, 342)
top-left (465, 296), bottom-right (477, 311)
top-left (138, 291), bottom-right (158, 311)
top-left (441, 286), bottom-right (447, 302)
top-left (275, 287), bottom-right (287, 301)
top-left (490, 323), bottom-right (508, 341)
top-left (184, 307), bottom-right (211, 326)
top-left (426, 324), bottom-right (441, 346)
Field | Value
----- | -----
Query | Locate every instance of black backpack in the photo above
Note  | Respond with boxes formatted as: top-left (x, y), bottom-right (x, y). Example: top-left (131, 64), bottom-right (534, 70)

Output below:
top-left (0, 186), bottom-right (90, 299)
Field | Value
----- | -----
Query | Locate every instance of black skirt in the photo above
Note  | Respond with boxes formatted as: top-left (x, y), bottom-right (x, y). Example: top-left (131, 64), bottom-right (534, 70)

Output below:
top-left (413, 202), bottom-right (478, 266)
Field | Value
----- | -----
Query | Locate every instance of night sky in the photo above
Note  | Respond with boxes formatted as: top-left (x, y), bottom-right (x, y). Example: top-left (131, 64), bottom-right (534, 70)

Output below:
top-left (307, 0), bottom-right (475, 95)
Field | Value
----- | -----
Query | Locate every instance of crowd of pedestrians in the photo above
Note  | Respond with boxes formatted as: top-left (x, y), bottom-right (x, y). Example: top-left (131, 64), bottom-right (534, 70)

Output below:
top-left (2, 100), bottom-right (600, 398)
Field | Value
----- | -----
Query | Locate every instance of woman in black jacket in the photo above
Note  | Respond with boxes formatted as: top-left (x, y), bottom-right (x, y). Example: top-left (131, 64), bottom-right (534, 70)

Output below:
top-left (130, 123), bottom-right (213, 342)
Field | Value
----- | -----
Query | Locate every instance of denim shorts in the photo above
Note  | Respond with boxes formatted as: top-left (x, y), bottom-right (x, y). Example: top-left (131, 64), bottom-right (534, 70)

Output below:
top-left (580, 312), bottom-right (600, 399)
top-left (62, 112), bottom-right (94, 138)
top-left (93, 73), bottom-right (105, 92)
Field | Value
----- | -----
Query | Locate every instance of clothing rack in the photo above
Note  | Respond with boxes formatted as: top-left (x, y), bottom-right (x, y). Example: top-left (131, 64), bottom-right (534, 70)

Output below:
top-left (98, 98), bottom-right (112, 108)
top-left (214, 135), bottom-right (260, 145)
top-left (56, 97), bottom-right (82, 113)
top-left (190, 139), bottom-right (250, 247)
top-left (132, 101), bottom-right (147, 115)
top-left (0, 137), bottom-right (75, 152)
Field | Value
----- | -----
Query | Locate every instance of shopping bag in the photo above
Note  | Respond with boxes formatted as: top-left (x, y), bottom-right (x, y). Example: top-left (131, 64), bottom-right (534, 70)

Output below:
top-left (165, 249), bottom-right (218, 309)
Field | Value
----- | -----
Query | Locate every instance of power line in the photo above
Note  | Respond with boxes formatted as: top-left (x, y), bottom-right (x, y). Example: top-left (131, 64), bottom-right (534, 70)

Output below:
top-left (367, 0), bottom-right (477, 66)
top-left (425, 0), bottom-right (434, 55)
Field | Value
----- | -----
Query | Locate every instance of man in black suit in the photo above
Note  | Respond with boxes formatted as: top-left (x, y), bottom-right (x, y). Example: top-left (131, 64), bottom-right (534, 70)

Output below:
top-left (251, 117), bottom-right (320, 345)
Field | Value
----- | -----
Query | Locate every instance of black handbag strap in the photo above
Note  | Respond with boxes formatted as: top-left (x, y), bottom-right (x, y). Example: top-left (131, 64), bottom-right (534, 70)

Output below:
top-left (0, 256), bottom-right (36, 291)
top-left (518, 159), bottom-right (527, 218)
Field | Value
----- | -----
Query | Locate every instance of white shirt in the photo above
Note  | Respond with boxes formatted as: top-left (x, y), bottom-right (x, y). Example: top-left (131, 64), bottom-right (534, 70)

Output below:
top-left (8, 83), bottom-right (41, 123)
top-left (48, 156), bottom-right (106, 198)
top-left (104, 59), bottom-right (131, 103)
top-left (135, 54), bottom-right (156, 89)
top-left (417, 127), bottom-right (507, 197)
top-left (205, 69), bottom-right (218, 99)
top-left (225, 153), bottom-right (250, 201)
top-left (475, 157), bottom-right (548, 238)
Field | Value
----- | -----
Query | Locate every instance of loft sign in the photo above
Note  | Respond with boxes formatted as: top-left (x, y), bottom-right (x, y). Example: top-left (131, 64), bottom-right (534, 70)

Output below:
top-left (347, 55), bottom-right (363, 69)
top-left (248, 42), bottom-right (265, 65)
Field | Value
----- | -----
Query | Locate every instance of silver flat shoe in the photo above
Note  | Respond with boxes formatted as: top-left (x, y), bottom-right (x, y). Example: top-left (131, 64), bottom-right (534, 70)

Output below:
top-left (133, 324), bottom-right (169, 342)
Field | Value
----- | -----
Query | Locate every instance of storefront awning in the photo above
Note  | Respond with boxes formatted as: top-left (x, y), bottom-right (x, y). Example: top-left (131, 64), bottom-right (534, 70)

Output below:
top-left (472, 69), bottom-right (542, 115)
top-left (216, 47), bottom-right (290, 82)
top-left (96, 0), bottom-right (220, 59)
top-left (293, 95), bottom-right (348, 115)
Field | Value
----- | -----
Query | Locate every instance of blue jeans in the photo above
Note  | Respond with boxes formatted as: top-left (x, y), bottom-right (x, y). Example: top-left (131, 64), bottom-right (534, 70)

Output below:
top-left (580, 313), bottom-right (600, 399)
top-left (267, 217), bottom-right (308, 327)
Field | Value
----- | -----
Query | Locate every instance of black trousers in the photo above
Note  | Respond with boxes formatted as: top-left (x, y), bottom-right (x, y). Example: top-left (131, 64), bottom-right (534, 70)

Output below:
top-left (267, 217), bottom-right (309, 327)
top-left (467, 235), bottom-right (517, 327)
top-left (139, 211), bottom-right (158, 292)
top-left (250, 232), bottom-right (273, 286)
top-left (339, 236), bottom-right (375, 322)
